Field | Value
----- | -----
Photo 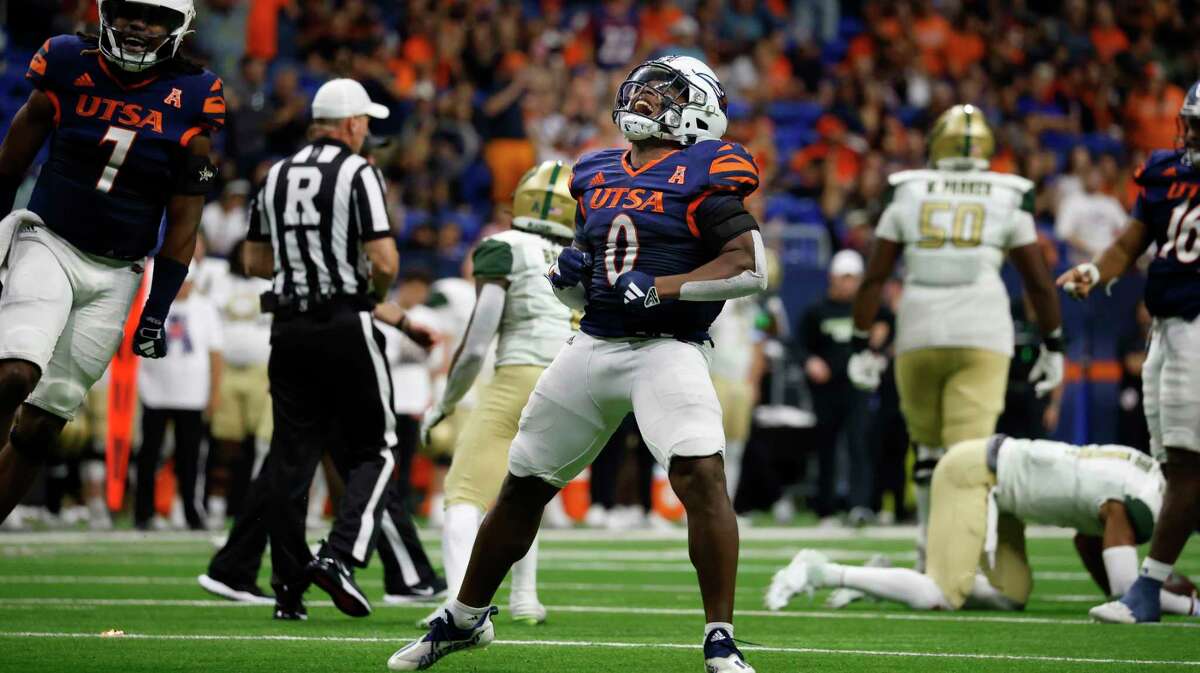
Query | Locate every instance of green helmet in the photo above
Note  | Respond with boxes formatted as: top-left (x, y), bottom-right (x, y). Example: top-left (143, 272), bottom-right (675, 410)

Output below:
top-left (512, 160), bottom-right (576, 240)
top-left (928, 104), bottom-right (994, 171)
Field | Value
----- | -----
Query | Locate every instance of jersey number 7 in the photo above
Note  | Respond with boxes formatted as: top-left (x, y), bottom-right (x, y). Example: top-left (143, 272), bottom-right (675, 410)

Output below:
top-left (96, 126), bottom-right (137, 193)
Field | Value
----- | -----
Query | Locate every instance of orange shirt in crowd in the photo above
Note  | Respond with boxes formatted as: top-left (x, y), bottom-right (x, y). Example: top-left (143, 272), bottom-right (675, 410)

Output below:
top-left (1090, 26), bottom-right (1130, 63)
top-left (912, 12), bottom-right (951, 76)
top-left (945, 29), bottom-right (985, 77)
top-left (637, 4), bottom-right (684, 47)
top-left (245, 0), bottom-right (292, 61)
top-left (1124, 84), bottom-right (1185, 152)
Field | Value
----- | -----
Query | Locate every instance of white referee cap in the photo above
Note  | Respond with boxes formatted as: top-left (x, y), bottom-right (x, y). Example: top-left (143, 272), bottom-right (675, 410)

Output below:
top-left (312, 79), bottom-right (390, 120)
top-left (830, 249), bottom-right (864, 277)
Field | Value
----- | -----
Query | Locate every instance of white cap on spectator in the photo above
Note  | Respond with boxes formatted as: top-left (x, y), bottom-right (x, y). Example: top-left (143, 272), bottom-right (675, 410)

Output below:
top-left (312, 79), bottom-right (390, 120)
top-left (830, 249), bottom-right (864, 277)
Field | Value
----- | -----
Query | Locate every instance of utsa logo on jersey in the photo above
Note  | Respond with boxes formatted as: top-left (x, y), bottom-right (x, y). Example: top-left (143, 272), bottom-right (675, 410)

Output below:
top-left (1133, 149), bottom-right (1200, 320)
top-left (568, 139), bottom-right (759, 340)
top-left (23, 34), bottom-right (224, 261)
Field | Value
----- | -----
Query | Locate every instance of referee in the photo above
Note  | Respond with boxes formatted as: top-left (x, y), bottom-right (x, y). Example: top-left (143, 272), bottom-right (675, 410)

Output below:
top-left (243, 79), bottom-right (434, 619)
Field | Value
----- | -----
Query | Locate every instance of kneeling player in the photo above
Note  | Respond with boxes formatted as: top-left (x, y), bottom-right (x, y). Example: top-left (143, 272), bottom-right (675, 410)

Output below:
top-left (766, 435), bottom-right (1198, 616)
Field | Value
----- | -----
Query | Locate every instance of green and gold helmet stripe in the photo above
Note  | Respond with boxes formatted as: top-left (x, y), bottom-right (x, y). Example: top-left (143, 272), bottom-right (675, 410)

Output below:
top-left (928, 103), bottom-right (994, 170)
top-left (513, 160), bottom-right (576, 240)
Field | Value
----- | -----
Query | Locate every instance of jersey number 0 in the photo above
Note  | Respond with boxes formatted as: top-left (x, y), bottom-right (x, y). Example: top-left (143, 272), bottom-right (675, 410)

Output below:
top-left (604, 213), bottom-right (640, 284)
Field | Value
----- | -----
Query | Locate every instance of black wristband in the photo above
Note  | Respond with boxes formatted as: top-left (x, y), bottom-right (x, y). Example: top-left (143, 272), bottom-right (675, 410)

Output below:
top-left (1043, 328), bottom-right (1064, 353)
top-left (143, 256), bottom-right (189, 322)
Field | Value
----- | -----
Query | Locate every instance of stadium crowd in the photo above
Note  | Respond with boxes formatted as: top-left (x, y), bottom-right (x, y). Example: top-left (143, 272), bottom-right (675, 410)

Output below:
top-left (0, 0), bottom-right (1190, 529)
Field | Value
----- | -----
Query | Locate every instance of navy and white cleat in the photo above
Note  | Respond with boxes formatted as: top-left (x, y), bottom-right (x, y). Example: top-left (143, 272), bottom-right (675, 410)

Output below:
top-left (703, 628), bottom-right (755, 673)
top-left (388, 606), bottom-right (498, 671)
top-left (1091, 576), bottom-right (1163, 624)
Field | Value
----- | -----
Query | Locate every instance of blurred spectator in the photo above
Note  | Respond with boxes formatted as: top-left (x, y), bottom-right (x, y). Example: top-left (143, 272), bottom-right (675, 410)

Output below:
top-left (480, 53), bottom-right (536, 205)
top-left (1055, 165), bottom-right (1128, 264)
top-left (135, 269), bottom-right (224, 531)
top-left (193, 0), bottom-right (248, 80)
top-left (265, 66), bottom-right (310, 157)
top-left (226, 57), bottom-right (271, 177)
top-left (201, 180), bottom-right (251, 258)
top-left (1117, 302), bottom-right (1152, 454)
top-left (1124, 63), bottom-right (1186, 154)
top-left (799, 250), bottom-right (872, 523)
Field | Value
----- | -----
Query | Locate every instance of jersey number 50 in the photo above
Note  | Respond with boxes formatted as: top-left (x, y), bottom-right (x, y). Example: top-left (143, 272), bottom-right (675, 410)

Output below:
top-left (604, 213), bottom-right (640, 285)
top-left (917, 201), bottom-right (986, 249)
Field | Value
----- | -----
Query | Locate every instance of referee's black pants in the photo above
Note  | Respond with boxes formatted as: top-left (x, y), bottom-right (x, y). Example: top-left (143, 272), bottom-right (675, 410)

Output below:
top-left (266, 307), bottom-right (400, 596)
top-left (207, 441), bottom-right (441, 594)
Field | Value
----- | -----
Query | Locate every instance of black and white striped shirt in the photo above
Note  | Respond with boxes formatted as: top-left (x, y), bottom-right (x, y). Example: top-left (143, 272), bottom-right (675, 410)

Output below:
top-left (247, 138), bottom-right (391, 299)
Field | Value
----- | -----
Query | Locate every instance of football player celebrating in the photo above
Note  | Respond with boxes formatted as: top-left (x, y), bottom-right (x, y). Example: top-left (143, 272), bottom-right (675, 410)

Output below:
top-left (846, 105), bottom-right (1063, 568)
top-left (1069, 82), bottom-right (1200, 624)
top-left (766, 435), bottom-right (1200, 618)
top-left (415, 160), bottom-right (577, 628)
top-left (388, 56), bottom-right (766, 673)
top-left (0, 0), bottom-right (222, 522)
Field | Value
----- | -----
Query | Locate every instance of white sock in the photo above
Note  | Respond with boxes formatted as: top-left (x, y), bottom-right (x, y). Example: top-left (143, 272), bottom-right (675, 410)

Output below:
top-left (447, 598), bottom-right (487, 628)
top-left (914, 483), bottom-right (931, 571)
top-left (511, 533), bottom-right (539, 598)
top-left (724, 440), bottom-right (745, 498)
top-left (834, 564), bottom-right (949, 610)
top-left (1160, 589), bottom-right (1197, 616)
top-left (442, 503), bottom-right (484, 597)
top-left (1141, 557), bottom-right (1173, 583)
top-left (962, 572), bottom-right (1021, 611)
top-left (1102, 545), bottom-right (1138, 596)
top-left (704, 622), bottom-right (733, 640)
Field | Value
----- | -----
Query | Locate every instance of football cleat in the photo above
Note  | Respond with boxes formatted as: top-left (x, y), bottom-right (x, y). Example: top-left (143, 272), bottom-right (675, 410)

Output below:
top-left (272, 583), bottom-right (307, 621)
top-left (508, 592), bottom-right (547, 625)
top-left (388, 606), bottom-right (498, 671)
top-left (198, 573), bottom-right (275, 605)
top-left (416, 603), bottom-right (446, 629)
top-left (1091, 576), bottom-right (1163, 624)
top-left (703, 628), bottom-right (755, 673)
top-left (306, 542), bottom-right (371, 617)
top-left (764, 549), bottom-right (830, 611)
top-left (384, 578), bottom-right (448, 605)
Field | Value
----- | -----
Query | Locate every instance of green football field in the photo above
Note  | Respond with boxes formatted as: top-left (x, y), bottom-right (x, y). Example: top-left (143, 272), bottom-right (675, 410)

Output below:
top-left (1, 526), bottom-right (1197, 672)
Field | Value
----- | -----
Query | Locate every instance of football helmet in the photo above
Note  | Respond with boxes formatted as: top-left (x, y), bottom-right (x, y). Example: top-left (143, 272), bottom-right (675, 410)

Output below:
top-left (927, 104), bottom-right (994, 171)
top-left (613, 55), bottom-right (728, 146)
top-left (511, 160), bottom-right (576, 241)
top-left (98, 0), bottom-right (195, 72)
top-left (1178, 80), bottom-right (1200, 166)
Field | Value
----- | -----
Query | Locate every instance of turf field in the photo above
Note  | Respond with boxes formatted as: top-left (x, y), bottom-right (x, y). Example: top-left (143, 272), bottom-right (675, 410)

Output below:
top-left (1, 526), bottom-right (1197, 672)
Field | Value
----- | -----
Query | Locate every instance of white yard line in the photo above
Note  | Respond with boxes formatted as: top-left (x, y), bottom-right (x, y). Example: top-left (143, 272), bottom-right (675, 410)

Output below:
top-left (1, 597), bottom-right (1196, 629)
top-left (0, 525), bottom-right (1082, 545)
top-left (0, 630), bottom-right (1194, 666)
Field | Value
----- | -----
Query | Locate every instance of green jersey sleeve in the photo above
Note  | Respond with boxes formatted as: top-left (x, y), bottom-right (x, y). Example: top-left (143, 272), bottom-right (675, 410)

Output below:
top-left (472, 238), bottom-right (515, 279)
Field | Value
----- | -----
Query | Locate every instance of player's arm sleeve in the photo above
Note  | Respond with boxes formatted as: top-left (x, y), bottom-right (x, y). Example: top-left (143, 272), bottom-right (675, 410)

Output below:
top-left (350, 164), bottom-right (392, 240)
top-left (439, 281), bottom-right (506, 411)
top-left (472, 238), bottom-right (515, 280)
top-left (677, 195), bottom-right (767, 301)
top-left (1008, 188), bottom-right (1039, 248)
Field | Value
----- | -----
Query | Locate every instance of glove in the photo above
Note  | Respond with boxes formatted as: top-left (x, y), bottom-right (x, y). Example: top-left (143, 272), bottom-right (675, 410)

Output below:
top-left (847, 350), bottom-right (888, 391)
top-left (132, 315), bottom-right (167, 359)
top-left (419, 405), bottom-right (450, 448)
top-left (615, 270), bottom-right (661, 313)
top-left (548, 247), bottom-right (591, 289)
top-left (1028, 344), bottom-right (1064, 398)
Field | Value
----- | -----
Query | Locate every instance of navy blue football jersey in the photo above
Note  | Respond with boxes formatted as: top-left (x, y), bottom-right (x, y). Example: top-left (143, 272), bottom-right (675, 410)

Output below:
top-left (568, 139), bottom-right (759, 340)
top-left (24, 35), bottom-right (224, 261)
top-left (1133, 150), bottom-right (1200, 320)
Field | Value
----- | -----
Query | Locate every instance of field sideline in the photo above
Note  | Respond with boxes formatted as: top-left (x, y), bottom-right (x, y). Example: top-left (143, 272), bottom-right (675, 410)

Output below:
top-left (1, 526), bottom-right (1197, 672)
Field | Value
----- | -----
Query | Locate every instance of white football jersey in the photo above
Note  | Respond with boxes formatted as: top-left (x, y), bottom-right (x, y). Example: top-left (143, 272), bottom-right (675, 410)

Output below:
top-left (709, 296), bottom-right (758, 382)
top-left (994, 438), bottom-right (1165, 536)
top-left (876, 169), bottom-right (1038, 356)
top-left (471, 228), bottom-right (573, 368)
